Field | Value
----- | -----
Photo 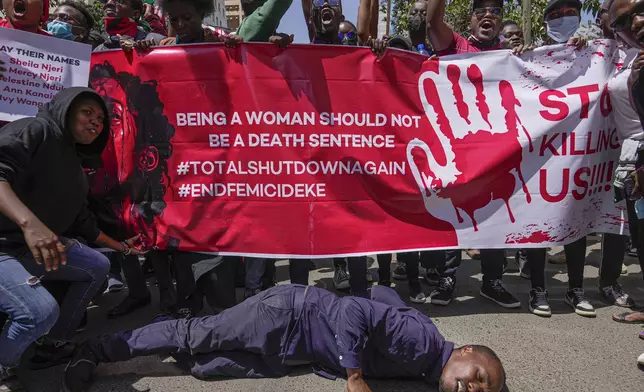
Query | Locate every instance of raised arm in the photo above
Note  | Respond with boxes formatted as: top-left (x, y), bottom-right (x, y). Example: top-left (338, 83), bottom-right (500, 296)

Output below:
top-left (357, 0), bottom-right (378, 43)
top-left (426, 0), bottom-right (454, 51)
top-left (302, 0), bottom-right (315, 42)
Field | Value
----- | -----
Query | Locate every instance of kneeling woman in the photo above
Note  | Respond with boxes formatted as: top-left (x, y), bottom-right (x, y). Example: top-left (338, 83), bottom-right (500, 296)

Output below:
top-left (0, 88), bottom-right (144, 390)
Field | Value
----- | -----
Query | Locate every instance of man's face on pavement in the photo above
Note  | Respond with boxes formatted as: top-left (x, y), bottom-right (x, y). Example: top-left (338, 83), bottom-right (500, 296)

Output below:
top-left (439, 346), bottom-right (504, 392)
top-left (501, 23), bottom-right (524, 48)
top-left (470, 0), bottom-right (503, 42)
top-left (312, 0), bottom-right (343, 36)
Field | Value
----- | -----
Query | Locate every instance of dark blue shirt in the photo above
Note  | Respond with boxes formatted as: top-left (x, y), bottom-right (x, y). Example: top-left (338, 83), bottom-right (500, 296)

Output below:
top-left (283, 286), bottom-right (454, 384)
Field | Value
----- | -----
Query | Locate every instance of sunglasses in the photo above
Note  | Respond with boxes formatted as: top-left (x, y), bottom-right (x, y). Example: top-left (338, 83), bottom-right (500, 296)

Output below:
top-left (313, 0), bottom-right (340, 7)
top-left (611, 3), bottom-right (644, 32)
top-left (473, 7), bottom-right (502, 18)
top-left (339, 31), bottom-right (357, 41)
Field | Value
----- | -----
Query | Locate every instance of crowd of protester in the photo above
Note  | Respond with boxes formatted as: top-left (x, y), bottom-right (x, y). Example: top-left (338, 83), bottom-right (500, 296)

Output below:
top-left (2, 0), bottom-right (644, 389)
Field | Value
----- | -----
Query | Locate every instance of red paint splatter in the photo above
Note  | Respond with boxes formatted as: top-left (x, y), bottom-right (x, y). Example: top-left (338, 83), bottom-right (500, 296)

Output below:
top-left (615, 62), bottom-right (624, 71)
top-left (506, 230), bottom-right (555, 244)
top-left (593, 52), bottom-right (605, 58)
top-left (546, 51), bottom-right (554, 57)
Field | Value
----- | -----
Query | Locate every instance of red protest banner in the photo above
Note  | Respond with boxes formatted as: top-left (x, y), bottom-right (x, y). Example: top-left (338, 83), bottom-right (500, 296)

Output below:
top-left (88, 42), bottom-right (624, 257)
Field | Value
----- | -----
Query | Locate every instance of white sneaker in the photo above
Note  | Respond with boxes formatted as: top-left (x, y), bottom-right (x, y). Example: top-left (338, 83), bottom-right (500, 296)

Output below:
top-left (638, 352), bottom-right (644, 366)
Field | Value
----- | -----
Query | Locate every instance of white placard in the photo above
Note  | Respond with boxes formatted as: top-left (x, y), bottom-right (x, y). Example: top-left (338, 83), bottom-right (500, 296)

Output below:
top-left (0, 28), bottom-right (91, 122)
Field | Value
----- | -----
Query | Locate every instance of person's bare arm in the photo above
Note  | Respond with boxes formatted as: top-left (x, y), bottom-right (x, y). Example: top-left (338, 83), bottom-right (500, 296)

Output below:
top-left (0, 182), bottom-right (67, 271)
top-left (357, 0), bottom-right (378, 43)
top-left (302, 0), bottom-right (315, 42)
top-left (426, 0), bottom-right (453, 51)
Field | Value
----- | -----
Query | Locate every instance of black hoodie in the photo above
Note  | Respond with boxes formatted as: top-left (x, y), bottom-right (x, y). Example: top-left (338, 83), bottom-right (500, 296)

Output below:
top-left (0, 87), bottom-right (110, 255)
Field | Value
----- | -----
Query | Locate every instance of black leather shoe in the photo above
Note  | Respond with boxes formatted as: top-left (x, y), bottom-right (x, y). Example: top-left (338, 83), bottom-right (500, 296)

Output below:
top-left (106, 295), bottom-right (151, 319)
top-left (62, 344), bottom-right (98, 392)
top-left (30, 341), bottom-right (78, 370)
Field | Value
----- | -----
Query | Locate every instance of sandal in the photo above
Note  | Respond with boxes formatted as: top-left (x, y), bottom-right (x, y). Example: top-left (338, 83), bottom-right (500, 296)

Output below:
top-left (613, 311), bottom-right (644, 324)
top-left (639, 331), bottom-right (644, 340)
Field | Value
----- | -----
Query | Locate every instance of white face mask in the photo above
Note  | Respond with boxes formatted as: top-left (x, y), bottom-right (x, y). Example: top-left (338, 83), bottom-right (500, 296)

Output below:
top-left (546, 15), bottom-right (580, 43)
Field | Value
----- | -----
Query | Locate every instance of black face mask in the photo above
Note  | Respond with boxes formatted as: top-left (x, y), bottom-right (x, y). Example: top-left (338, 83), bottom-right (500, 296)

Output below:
top-left (409, 14), bottom-right (426, 33)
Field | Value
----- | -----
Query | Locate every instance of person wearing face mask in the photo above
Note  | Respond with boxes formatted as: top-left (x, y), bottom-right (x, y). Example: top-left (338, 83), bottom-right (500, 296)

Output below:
top-left (92, 0), bottom-right (165, 52)
top-left (542, 0), bottom-right (587, 49)
top-left (47, 1), bottom-right (94, 44)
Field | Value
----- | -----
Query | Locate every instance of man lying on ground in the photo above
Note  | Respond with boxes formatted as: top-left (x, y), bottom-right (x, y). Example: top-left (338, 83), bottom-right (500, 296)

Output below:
top-left (62, 284), bottom-right (505, 392)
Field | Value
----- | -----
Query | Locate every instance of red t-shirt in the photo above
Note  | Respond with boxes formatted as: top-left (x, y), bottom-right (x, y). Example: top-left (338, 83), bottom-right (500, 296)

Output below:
top-left (436, 32), bottom-right (500, 56)
top-left (0, 18), bottom-right (50, 36)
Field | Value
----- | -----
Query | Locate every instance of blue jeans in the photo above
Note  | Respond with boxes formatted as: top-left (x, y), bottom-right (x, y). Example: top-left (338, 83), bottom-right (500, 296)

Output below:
top-left (3, 240), bottom-right (109, 344)
top-left (0, 259), bottom-right (59, 367)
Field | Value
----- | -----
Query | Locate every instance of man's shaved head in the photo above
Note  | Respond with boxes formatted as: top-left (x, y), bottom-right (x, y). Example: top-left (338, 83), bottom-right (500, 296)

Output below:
top-left (439, 345), bottom-right (505, 392)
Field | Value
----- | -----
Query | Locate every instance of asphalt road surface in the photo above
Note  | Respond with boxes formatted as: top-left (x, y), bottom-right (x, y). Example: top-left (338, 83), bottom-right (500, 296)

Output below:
top-left (20, 236), bottom-right (644, 392)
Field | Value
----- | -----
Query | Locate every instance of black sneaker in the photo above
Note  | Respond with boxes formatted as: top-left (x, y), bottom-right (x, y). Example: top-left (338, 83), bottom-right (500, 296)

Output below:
top-left (529, 287), bottom-right (551, 317)
top-left (62, 344), bottom-right (99, 392)
top-left (565, 288), bottom-right (596, 317)
top-left (601, 284), bottom-right (635, 308)
top-left (0, 366), bottom-right (25, 391)
top-left (515, 251), bottom-right (531, 279)
top-left (428, 277), bottom-right (455, 306)
top-left (480, 280), bottom-right (521, 308)
top-left (425, 268), bottom-right (440, 285)
top-left (409, 291), bottom-right (427, 304)
top-left (333, 266), bottom-right (350, 290)
top-left (30, 339), bottom-right (78, 370)
top-left (392, 263), bottom-right (407, 280)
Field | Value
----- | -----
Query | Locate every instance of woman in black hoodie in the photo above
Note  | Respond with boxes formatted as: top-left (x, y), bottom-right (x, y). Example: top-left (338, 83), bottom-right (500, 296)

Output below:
top-left (0, 87), bottom-right (144, 390)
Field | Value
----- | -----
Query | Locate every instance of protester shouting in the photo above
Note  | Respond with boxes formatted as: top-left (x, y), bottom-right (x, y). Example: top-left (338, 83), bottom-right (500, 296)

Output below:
top-left (424, 0), bottom-right (521, 309)
top-left (0, 87), bottom-right (147, 390)
top-left (93, 0), bottom-right (165, 52)
top-left (63, 285), bottom-right (506, 392)
top-left (47, 1), bottom-right (94, 44)
top-left (0, 0), bottom-right (50, 83)
top-left (0, 0), bottom-right (49, 35)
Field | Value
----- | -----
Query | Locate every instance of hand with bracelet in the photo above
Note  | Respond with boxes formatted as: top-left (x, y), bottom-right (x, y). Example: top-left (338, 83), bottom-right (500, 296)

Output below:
top-left (96, 233), bottom-right (148, 256)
